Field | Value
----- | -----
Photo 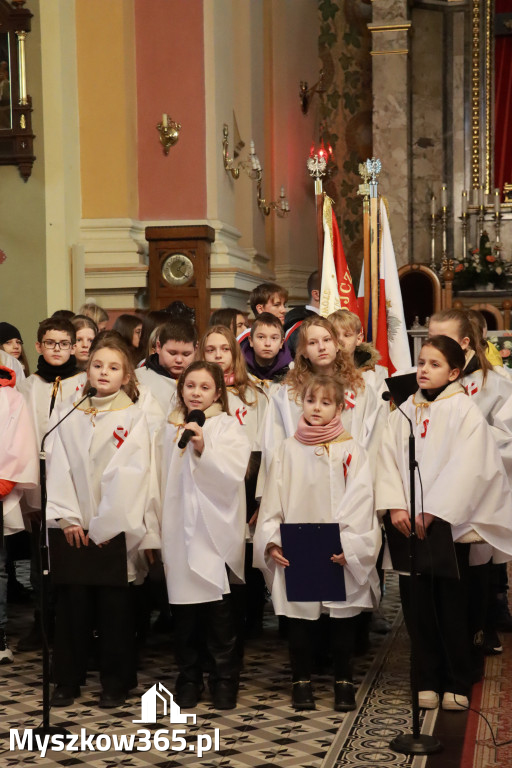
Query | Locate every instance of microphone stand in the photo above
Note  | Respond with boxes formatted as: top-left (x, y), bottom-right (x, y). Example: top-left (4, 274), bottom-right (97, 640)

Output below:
top-left (385, 395), bottom-right (442, 756)
top-left (32, 388), bottom-right (95, 741)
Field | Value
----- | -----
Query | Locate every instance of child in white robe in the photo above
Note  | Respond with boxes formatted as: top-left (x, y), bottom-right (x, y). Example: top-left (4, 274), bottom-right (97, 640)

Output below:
top-left (200, 326), bottom-right (268, 641)
top-left (376, 335), bottom-right (512, 712)
top-left (254, 375), bottom-right (380, 712)
top-left (154, 361), bottom-right (251, 711)
top-left (0, 366), bottom-right (38, 661)
top-left (259, 316), bottom-right (379, 490)
top-left (46, 334), bottom-right (155, 709)
top-left (429, 308), bottom-right (512, 659)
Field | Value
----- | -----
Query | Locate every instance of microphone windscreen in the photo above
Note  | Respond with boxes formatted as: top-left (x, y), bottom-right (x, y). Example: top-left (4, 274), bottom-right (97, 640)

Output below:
top-left (382, 391), bottom-right (393, 402)
top-left (186, 409), bottom-right (206, 427)
top-left (87, 387), bottom-right (98, 398)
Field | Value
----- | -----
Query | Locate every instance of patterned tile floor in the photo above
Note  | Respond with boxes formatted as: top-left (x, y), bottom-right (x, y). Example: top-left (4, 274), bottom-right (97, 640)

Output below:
top-left (0, 573), bottom-right (437, 767)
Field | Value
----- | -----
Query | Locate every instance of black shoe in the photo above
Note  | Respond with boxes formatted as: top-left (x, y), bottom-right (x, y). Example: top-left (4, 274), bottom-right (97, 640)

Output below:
top-left (292, 681), bottom-right (315, 711)
top-left (483, 628), bottom-right (503, 655)
top-left (175, 682), bottom-right (202, 709)
top-left (99, 690), bottom-right (127, 709)
top-left (212, 681), bottom-right (237, 710)
top-left (51, 685), bottom-right (80, 708)
top-left (334, 681), bottom-right (356, 712)
top-left (17, 620), bottom-right (43, 652)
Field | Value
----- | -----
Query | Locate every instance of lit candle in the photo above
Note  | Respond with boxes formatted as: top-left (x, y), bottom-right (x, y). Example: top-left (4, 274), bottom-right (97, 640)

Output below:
top-left (461, 190), bottom-right (468, 214)
top-left (495, 188), bottom-right (501, 214)
top-left (162, 113), bottom-right (168, 128)
top-left (441, 184), bottom-right (448, 208)
top-left (430, 195), bottom-right (436, 217)
top-left (478, 185), bottom-right (484, 207)
top-left (280, 186), bottom-right (285, 198)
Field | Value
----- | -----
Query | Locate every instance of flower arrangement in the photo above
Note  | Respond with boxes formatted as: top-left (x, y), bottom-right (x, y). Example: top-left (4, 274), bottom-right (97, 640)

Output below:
top-left (453, 232), bottom-right (509, 290)
top-left (487, 333), bottom-right (512, 370)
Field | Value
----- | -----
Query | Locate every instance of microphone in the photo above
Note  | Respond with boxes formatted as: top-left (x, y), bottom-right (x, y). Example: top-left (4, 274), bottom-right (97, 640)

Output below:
top-left (382, 390), bottom-right (413, 434)
top-left (41, 386), bottom-right (97, 452)
top-left (178, 409), bottom-right (206, 449)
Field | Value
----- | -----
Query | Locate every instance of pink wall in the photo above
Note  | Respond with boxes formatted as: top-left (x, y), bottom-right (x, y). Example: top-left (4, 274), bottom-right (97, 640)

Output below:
top-left (135, 0), bottom-right (206, 220)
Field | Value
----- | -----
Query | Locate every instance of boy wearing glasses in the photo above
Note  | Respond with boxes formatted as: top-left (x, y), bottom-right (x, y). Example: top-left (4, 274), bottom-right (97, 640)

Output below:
top-left (17, 318), bottom-right (86, 651)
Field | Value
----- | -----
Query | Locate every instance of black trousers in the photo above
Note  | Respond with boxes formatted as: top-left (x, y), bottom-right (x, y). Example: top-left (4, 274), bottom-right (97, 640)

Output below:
top-left (287, 615), bottom-right (358, 682)
top-left (171, 595), bottom-right (240, 690)
top-left (399, 543), bottom-right (473, 697)
top-left (52, 583), bottom-right (137, 694)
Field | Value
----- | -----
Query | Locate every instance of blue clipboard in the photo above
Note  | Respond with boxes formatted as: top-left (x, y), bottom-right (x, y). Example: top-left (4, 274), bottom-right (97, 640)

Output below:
top-left (280, 523), bottom-right (346, 602)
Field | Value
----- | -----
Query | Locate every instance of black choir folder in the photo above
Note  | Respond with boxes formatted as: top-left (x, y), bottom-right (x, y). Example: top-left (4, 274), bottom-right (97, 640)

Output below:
top-left (280, 523), bottom-right (346, 602)
top-left (48, 529), bottom-right (128, 587)
top-left (383, 513), bottom-right (459, 579)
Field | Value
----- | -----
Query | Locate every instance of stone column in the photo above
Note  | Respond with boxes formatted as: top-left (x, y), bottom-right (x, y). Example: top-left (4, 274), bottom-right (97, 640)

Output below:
top-left (368, 2), bottom-right (412, 267)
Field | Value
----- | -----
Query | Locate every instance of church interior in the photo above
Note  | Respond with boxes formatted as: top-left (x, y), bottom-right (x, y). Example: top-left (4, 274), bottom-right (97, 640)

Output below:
top-left (1, 1), bottom-right (512, 766)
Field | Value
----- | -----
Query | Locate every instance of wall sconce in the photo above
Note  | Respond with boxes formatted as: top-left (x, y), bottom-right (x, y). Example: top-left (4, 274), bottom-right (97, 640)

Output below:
top-left (257, 178), bottom-right (290, 218)
top-left (299, 69), bottom-right (326, 115)
top-left (222, 124), bottom-right (262, 181)
top-left (157, 113), bottom-right (181, 155)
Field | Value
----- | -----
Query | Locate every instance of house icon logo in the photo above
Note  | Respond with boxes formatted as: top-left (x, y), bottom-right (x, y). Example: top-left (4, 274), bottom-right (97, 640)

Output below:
top-left (133, 682), bottom-right (197, 725)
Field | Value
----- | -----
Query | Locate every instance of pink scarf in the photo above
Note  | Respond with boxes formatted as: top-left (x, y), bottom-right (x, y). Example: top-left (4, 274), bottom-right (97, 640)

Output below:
top-left (224, 372), bottom-right (236, 386)
top-left (294, 414), bottom-right (344, 445)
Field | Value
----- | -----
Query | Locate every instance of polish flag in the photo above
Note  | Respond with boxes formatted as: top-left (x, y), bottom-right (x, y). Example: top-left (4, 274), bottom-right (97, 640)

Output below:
top-left (376, 198), bottom-right (411, 374)
top-left (320, 195), bottom-right (358, 317)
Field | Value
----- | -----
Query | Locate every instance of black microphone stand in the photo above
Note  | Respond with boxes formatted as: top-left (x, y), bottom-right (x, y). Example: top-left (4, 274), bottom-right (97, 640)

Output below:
top-left (32, 388), bottom-right (95, 741)
top-left (385, 395), bottom-right (442, 756)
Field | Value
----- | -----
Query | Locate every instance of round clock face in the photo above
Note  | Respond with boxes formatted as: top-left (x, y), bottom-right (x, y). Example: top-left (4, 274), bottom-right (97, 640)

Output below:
top-left (161, 253), bottom-right (194, 286)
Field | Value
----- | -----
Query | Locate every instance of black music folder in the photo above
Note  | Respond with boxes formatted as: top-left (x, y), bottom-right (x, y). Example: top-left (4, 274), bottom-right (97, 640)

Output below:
top-left (48, 529), bottom-right (128, 587)
top-left (385, 373), bottom-right (418, 406)
top-left (383, 513), bottom-right (459, 579)
top-left (280, 523), bottom-right (346, 602)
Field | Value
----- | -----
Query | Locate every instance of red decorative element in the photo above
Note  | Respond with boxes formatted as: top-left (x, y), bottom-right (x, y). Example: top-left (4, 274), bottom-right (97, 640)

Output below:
top-left (310, 138), bottom-right (334, 162)
top-left (344, 390), bottom-right (356, 409)
top-left (464, 382), bottom-right (479, 397)
top-left (0, 249), bottom-right (6, 264)
top-left (113, 426), bottom-right (128, 449)
top-left (343, 453), bottom-right (352, 478)
top-left (421, 419), bottom-right (430, 438)
top-left (235, 405), bottom-right (247, 425)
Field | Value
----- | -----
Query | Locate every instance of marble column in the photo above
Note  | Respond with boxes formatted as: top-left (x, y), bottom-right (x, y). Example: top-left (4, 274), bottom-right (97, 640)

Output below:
top-left (368, 1), bottom-right (412, 267)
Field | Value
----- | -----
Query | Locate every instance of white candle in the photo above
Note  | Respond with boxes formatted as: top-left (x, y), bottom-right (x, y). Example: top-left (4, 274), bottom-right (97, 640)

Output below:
top-left (162, 113), bottom-right (168, 128)
top-left (494, 188), bottom-right (501, 214)
top-left (478, 185), bottom-right (484, 207)
top-left (461, 190), bottom-right (468, 214)
top-left (441, 184), bottom-right (448, 208)
top-left (430, 195), bottom-right (436, 216)
top-left (280, 186), bottom-right (285, 198)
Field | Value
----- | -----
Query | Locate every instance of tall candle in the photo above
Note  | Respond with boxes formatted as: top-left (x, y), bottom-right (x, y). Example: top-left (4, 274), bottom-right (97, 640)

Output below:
top-left (162, 113), bottom-right (168, 128)
top-left (441, 184), bottom-right (448, 208)
top-left (494, 188), bottom-right (501, 214)
top-left (280, 186), bottom-right (285, 198)
top-left (430, 195), bottom-right (437, 216)
top-left (478, 185), bottom-right (484, 207)
top-left (461, 190), bottom-right (468, 214)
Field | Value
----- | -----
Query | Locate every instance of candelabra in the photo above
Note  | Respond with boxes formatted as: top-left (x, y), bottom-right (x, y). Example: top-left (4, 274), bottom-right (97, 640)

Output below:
top-left (222, 124), bottom-right (261, 181)
top-left (257, 179), bottom-right (290, 218)
top-left (460, 212), bottom-right (468, 262)
top-left (429, 205), bottom-right (438, 273)
top-left (156, 114), bottom-right (181, 155)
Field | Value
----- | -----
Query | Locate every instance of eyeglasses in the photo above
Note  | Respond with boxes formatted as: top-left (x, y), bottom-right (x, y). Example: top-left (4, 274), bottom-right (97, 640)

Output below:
top-left (41, 340), bottom-right (73, 350)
